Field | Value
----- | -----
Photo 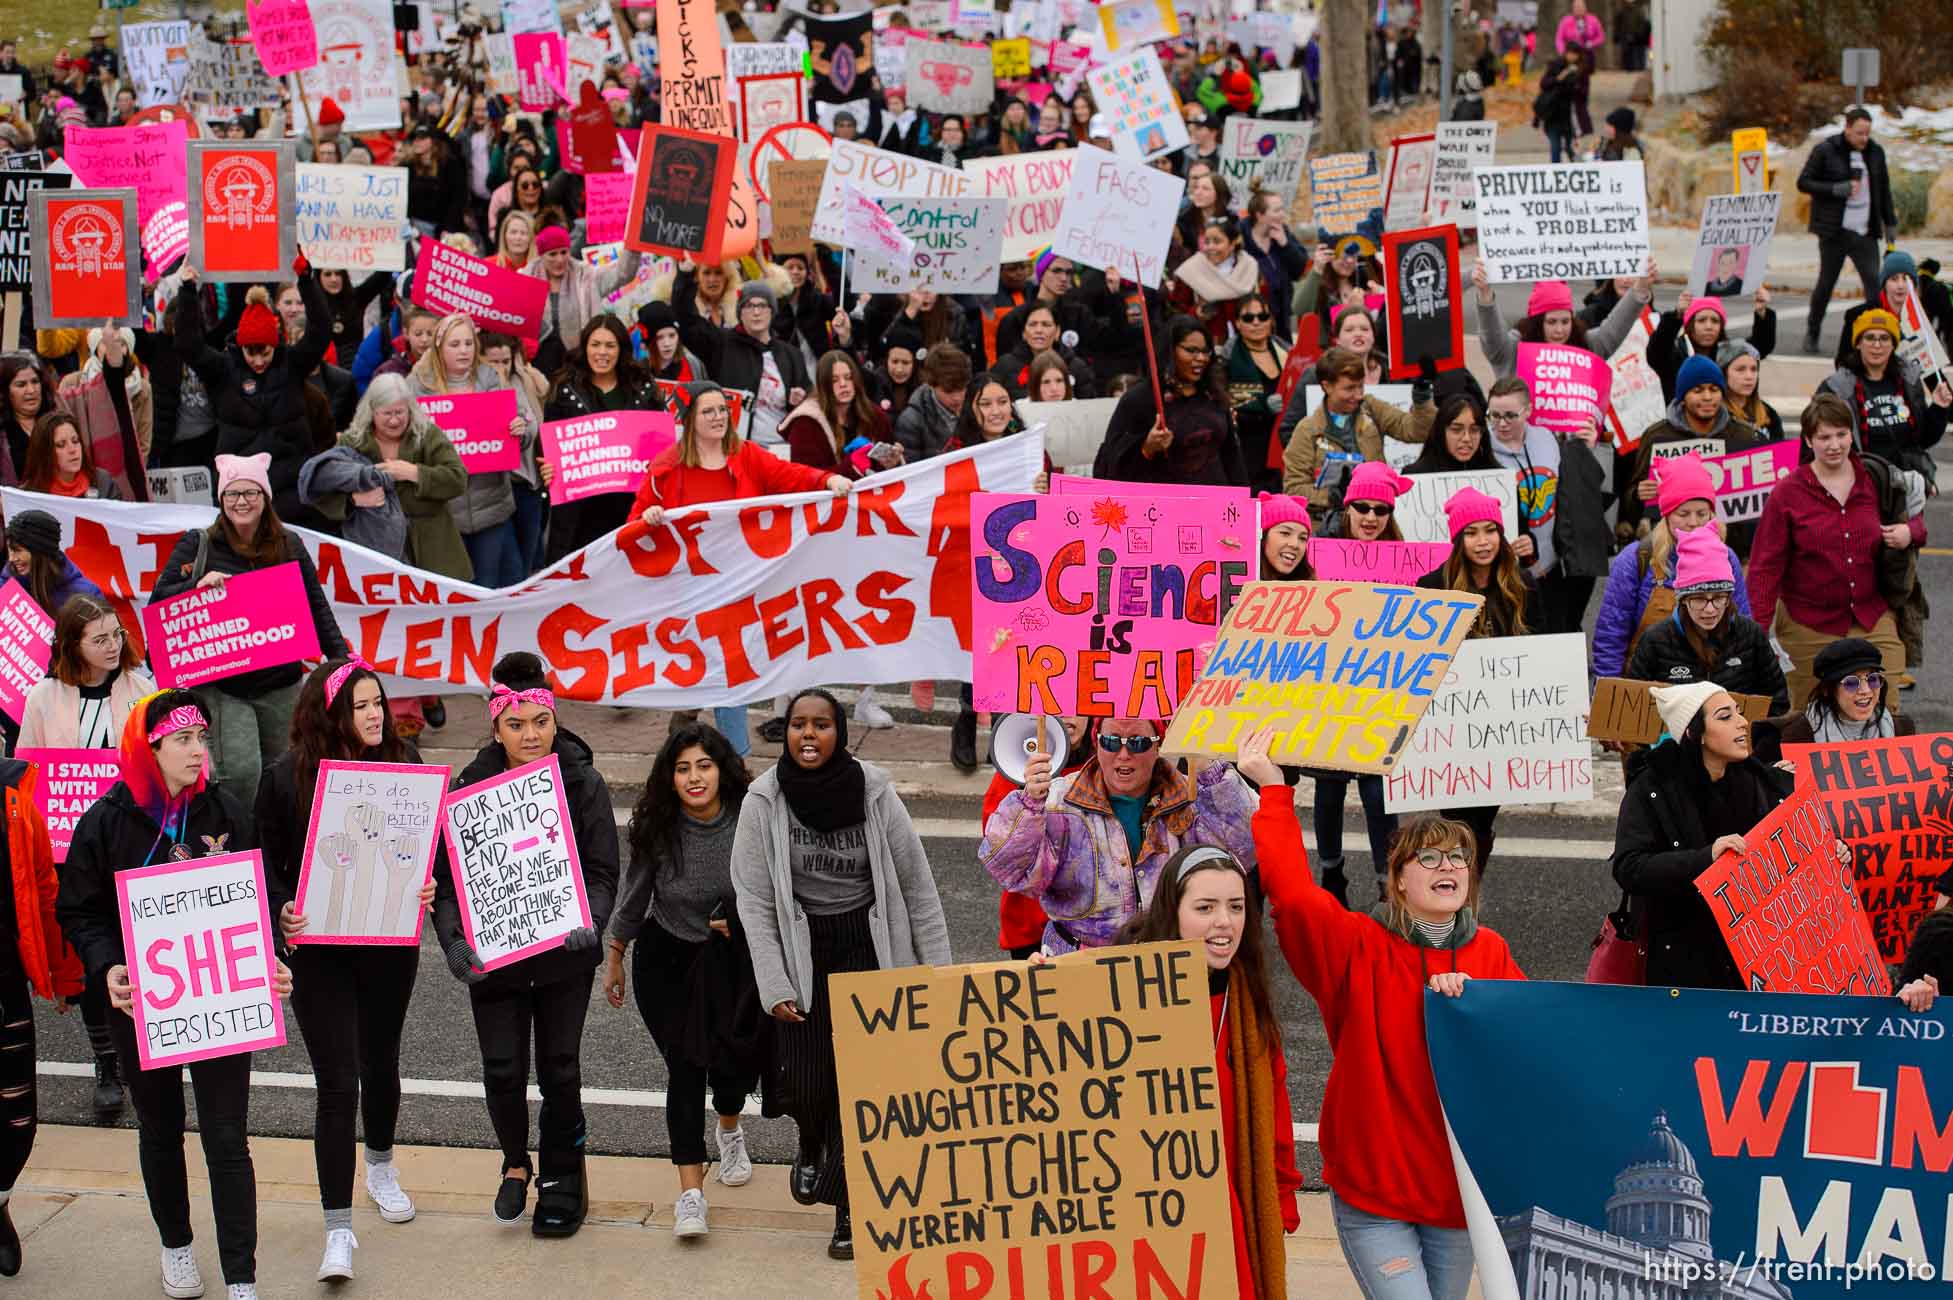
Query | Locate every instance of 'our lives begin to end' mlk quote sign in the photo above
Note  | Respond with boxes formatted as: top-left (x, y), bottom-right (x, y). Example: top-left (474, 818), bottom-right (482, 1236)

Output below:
top-left (441, 753), bottom-right (591, 971)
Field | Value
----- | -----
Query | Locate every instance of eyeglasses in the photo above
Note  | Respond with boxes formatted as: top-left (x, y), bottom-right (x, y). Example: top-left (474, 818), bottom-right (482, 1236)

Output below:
top-left (1840, 673), bottom-right (1885, 694)
top-left (1487, 409), bottom-right (1527, 423)
top-left (1237, 311), bottom-right (1271, 323)
top-left (1348, 501), bottom-right (1393, 517)
top-left (1412, 849), bottom-right (1472, 871)
top-left (84, 628), bottom-right (126, 650)
top-left (1098, 734), bottom-right (1158, 755)
top-left (220, 488), bottom-right (264, 505)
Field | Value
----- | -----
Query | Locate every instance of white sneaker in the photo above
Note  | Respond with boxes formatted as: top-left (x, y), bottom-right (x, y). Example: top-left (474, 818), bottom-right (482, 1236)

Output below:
top-left (225, 1287), bottom-right (259, 1300)
top-left (715, 1125), bottom-right (752, 1187)
top-left (365, 1161), bottom-right (416, 1223)
top-left (853, 689), bottom-right (895, 730)
top-left (673, 1188), bottom-right (708, 1239)
top-left (317, 1228), bottom-right (357, 1281)
top-left (160, 1245), bottom-right (204, 1298)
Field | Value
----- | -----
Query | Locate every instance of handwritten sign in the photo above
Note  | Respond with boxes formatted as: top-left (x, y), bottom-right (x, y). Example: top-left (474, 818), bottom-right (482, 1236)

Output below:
top-left (1308, 152), bottom-right (1385, 255)
top-left (582, 170), bottom-right (632, 245)
top-left (812, 139), bottom-right (969, 247)
top-left (1161, 579), bottom-right (1484, 773)
top-left (540, 410), bottom-right (676, 504)
top-left (991, 36), bottom-right (1031, 79)
top-left (61, 120), bottom-right (189, 233)
top-left (0, 171), bottom-right (71, 291)
top-left (1395, 468), bottom-right (1519, 545)
top-left (1096, 0), bottom-right (1180, 50)
top-left (657, 0), bottom-right (733, 135)
top-left (417, 391), bottom-right (521, 474)
top-left (1217, 118), bottom-right (1311, 210)
top-left (766, 159), bottom-right (826, 255)
top-left (960, 150), bottom-right (1075, 262)
top-left (1516, 341), bottom-right (1611, 434)
top-left (294, 163), bottom-right (407, 271)
top-left (1088, 47), bottom-right (1187, 163)
top-left (442, 753), bottom-right (592, 971)
top-left (293, 760), bottom-right (449, 944)
top-left (185, 30), bottom-right (282, 111)
top-left (1584, 677), bottom-right (1771, 745)
top-left (625, 124), bottom-right (737, 263)
top-left (298, 0), bottom-right (401, 130)
top-left (1685, 192), bottom-right (1782, 301)
top-left (0, 579), bottom-right (54, 724)
top-left (141, 562), bottom-right (323, 690)
top-left (1429, 120), bottom-right (1497, 228)
top-left (1694, 784), bottom-right (1890, 995)
top-left (1383, 133), bottom-right (1437, 232)
top-left (854, 195), bottom-right (1007, 294)
top-left (19, 748), bottom-right (120, 863)
top-left (1052, 143), bottom-right (1184, 288)
top-left (1305, 538), bottom-right (1452, 583)
top-left (246, 0), bottom-right (319, 77)
top-left (124, 20), bottom-right (193, 109)
top-left (1474, 161), bottom-right (1650, 283)
top-left (905, 36), bottom-right (993, 115)
top-left (410, 239), bottom-right (549, 340)
top-left (832, 943), bottom-right (1234, 1300)
top-left (117, 850), bottom-right (285, 1070)
top-left (1604, 308), bottom-right (1663, 455)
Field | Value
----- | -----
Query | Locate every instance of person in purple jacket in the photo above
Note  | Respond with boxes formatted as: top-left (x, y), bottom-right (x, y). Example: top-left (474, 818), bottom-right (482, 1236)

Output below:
top-left (980, 717), bottom-right (1257, 953)
top-left (1591, 452), bottom-right (1752, 680)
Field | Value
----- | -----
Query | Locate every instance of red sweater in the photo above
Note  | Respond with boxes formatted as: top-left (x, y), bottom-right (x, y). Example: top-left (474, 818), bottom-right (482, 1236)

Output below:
top-left (1212, 989), bottom-right (1302, 1299)
top-left (1251, 784), bottom-right (1525, 1228)
top-left (1746, 459), bottom-right (1923, 637)
top-left (627, 441), bottom-right (833, 518)
top-left (981, 771), bottom-right (1050, 949)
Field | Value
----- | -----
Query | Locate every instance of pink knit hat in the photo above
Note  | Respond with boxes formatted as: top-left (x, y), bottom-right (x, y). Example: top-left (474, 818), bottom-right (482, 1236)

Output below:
top-left (1671, 524), bottom-right (1734, 594)
top-left (1525, 280), bottom-right (1573, 318)
top-left (215, 452), bottom-right (273, 501)
top-left (1257, 492), bottom-right (1312, 532)
top-left (535, 225), bottom-right (572, 253)
top-left (1444, 486), bottom-right (1505, 539)
top-left (1653, 452), bottom-right (1718, 519)
top-left (1344, 461), bottom-right (1412, 507)
top-left (1682, 296), bottom-right (1725, 327)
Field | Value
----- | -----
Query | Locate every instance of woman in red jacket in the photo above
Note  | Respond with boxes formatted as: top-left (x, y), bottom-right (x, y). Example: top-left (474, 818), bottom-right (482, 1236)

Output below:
top-left (628, 382), bottom-right (850, 527)
top-left (1238, 726), bottom-right (1525, 1300)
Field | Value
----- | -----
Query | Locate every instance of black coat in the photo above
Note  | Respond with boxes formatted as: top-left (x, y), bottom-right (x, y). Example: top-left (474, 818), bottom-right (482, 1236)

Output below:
top-left (1797, 133), bottom-right (1897, 242)
top-left (1553, 438), bottom-right (1614, 579)
top-left (671, 270), bottom-right (812, 397)
top-left (1625, 610), bottom-right (1790, 714)
top-left (541, 376), bottom-right (667, 562)
top-left (1094, 383), bottom-right (1247, 487)
top-left (253, 743), bottom-right (425, 914)
top-left (149, 526), bottom-right (350, 698)
top-left (1900, 908), bottom-right (1953, 992)
top-left (1649, 305), bottom-right (1777, 402)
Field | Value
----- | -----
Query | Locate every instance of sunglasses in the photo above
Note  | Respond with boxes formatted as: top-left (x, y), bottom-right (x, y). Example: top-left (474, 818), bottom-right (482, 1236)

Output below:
top-left (1840, 672), bottom-right (1885, 694)
top-left (1097, 734), bottom-right (1158, 755)
top-left (1237, 311), bottom-right (1271, 323)
top-left (1348, 501), bottom-right (1393, 517)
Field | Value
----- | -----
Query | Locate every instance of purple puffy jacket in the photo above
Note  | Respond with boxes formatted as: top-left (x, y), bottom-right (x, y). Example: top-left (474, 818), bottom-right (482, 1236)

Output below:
top-left (1590, 537), bottom-right (1753, 679)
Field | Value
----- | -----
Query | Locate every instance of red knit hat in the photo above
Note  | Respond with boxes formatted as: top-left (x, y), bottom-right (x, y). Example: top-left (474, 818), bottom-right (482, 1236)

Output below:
top-left (318, 97), bottom-right (346, 127)
top-left (236, 302), bottom-right (281, 347)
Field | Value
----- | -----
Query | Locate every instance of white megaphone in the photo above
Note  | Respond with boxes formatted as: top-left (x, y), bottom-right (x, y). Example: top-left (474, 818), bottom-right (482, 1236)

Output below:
top-left (991, 714), bottom-right (1068, 786)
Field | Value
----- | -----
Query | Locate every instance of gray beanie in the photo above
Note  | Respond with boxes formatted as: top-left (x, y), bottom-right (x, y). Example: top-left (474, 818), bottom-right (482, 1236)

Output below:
top-left (1716, 339), bottom-right (1759, 371)
top-left (737, 280), bottom-right (776, 311)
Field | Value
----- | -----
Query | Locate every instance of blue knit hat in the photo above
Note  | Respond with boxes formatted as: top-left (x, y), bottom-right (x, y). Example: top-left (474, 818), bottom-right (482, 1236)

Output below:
top-left (1675, 353), bottom-right (1724, 395)
top-left (1881, 249), bottom-right (1917, 283)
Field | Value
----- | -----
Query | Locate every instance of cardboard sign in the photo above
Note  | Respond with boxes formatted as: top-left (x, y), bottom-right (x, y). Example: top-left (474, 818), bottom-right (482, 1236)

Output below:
top-left (1012, 396), bottom-right (1119, 471)
top-left (1088, 47), bottom-right (1188, 163)
top-left (117, 849), bottom-right (285, 1070)
top-left (582, 170), bottom-right (633, 245)
top-left (657, 0), bottom-right (733, 135)
top-left (1787, 733), bottom-right (1953, 964)
top-left (185, 30), bottom-right (282, 111)
top-left (1694, 784), bottom-right (1890, 995)
top-left (1161, 579), bottom-right (1483, 773)
top-left (1516, 341), bottom-right (1611, 435)
top-left (299, 0), bottom-right (401, 130)
top-left (970, 491), bottom-right (1252, 719)
top-left (1730, 126), bottom-right (1768, 195)
top-left (1305, 538), bottom-right (1452, 583)
top-left (61, 120), bottom-right (190, 234)
top-left (1474, 161), bottom-right (1651, 283)
top-left (1584, 677), bottom-right (1771, 745)
top-left (854, 195), bottom-right (1007, 294)
top-left (19, 747), bottom-right (121, 863)
top-left (832, 943), bottom-right (1234, 1300)
top-left (1429, 120), bottom-right (1496, 228)
top-left (294, 163), bottom-right (407, 271)
top-left (1381, 224), bottom-right (1465, 379)
top-left (246, 0), bottom-right (319, 77)
top-left (123, 20), bottom-right (194, 109)
top-left (0, 579), bottom-right (54, 724)
top-left (293, 760), bottom-right (450, 944)
top-left (812, 139), bottom-right (969, 247)
top-left (624, 124), bottom-right (736, 263)
top-left (540, 410), bottom-right (677, 504)
top-left (188, 141), bottom-right (296, 283)
top-left (960, 150), bottom-right (1076, 262)
top-left (29, 189), bottom-right (141, 327)
top-left (1395, 467), bottom-right (1519, 545)
top-left (905, 37), bottom-right (993, 115)
top-left (1097, 0), bottom-right (1180, 49)
top-left (417, 391), bottom-right (522, 474)
top-left (141, 561), bottom-right (324, 690)
top-left (441, 752), bottom-right (592, 971)
top-left (0, 171), bottom-right (72, 291)
top-left (1217, 118), bottom-right (1311, 210)
top-left (991, 35), bottom-right (1031, 79)
top-left (1685, 192), bottom-right (1782, 301)
top-left (410, 239), bottom-right (549, 341)
top-left (1382, 133), bottom-right (1437, 232)
top-left (1052, 144), bottom-right (1185, 288)
top-left (1603, 307), bottom-right (1662, 455)
top-left (1308, 152), bottom-right (1384, 256)
top-left (765, 158), bottom-right (826, 255)
top-left (1384, 632), bottom-right (1592, 813)
top-left (1703, 439), bottom-right (1800, 523)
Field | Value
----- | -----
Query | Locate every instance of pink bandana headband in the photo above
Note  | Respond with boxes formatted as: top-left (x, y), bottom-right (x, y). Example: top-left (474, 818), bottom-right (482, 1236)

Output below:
top-left (148, 705), bottom-right (209, 743)
top-left (324, 657), bottom-right (374, 709)
top-left (489, 683), bottom-right (556, 720)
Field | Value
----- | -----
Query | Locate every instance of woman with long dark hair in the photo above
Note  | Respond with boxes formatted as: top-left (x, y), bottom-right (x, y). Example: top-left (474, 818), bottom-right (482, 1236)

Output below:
top-left (1168, 215), bottom-right (1266, 341)
top-left (20, 409), bottom-right (121, 498)
top-left (0, 353), bottom-right (54, 480)
top-left (605, 724), bottom-right (766, 1241)
top-left (260, 659), bottom-right (432, 1282)
top-left (1406, 395), bottom-right (1499, 474)
top-left (1094, 315), bottom-right (1247, 486)
top-left (1221, 292), bottom-right (1289, 488)
top-left (543, 314), bottom-right (666, 561)
top-left (4, 509), bottom-right (103, 620)
top-left (780, 350), bottom-right (900, 479)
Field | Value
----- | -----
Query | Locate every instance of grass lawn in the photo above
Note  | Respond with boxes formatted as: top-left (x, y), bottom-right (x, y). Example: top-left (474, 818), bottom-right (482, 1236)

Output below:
top-left (1, 2), bottom-right (211, 65)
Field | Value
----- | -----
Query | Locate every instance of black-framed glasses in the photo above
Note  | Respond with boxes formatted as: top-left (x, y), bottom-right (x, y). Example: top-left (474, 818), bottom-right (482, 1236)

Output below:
top-left (1413, 849), bottom-right (1472, 871)
top-left (1098, 734), bottom-right (1158, 755)
top-left (1348, 501), bottom-right (1393, 517)
top-left (220, 487), bottom-right (265, 504)
top-left (1841, 672), bottom-right (1885, 694)
top-left (1487, 409), bottom-right (1527, 423)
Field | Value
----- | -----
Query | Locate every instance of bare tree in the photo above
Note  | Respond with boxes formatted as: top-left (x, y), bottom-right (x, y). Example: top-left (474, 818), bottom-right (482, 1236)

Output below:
top-left (1317, 0), bottom-right (1373, 154)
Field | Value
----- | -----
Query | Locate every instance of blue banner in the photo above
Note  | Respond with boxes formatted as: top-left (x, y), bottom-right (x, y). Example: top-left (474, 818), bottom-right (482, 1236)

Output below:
top-left (1428, 982), bottom-right (1950, 1299)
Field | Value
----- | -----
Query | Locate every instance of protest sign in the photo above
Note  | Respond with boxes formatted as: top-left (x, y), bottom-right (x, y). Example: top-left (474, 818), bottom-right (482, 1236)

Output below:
top-left (1395, 467), bottom-right (1519, 544)
top-left (185, 30), bottom-right (282, 112)
top-left (482, 32), bottom-right (521, 97)
top-left (854, 195), bottom-right (1007, 294)
top-left (1603, 307), bottom-right (1662, 454)
top-left (1088, 49), bottom-right (1188, 163)
top-left (1694, 785), bottom-right (1889, 995)
top-left (812, 139), bottom-right (969, 246)
top-left (582, 170), bottom-right (632, 244)
top-left (726, 40), bottom-right (802, 82)
top-left (804, 11), bottom-right (874, 103)
top-left (970, 490), bottom-right (1251, 719)
top-left (502, 0), bottom-right (560, 34)
top-left (960, 150), bottom-right (1075, 262)
top-left (1384, 632), bottom-right (1592, 813)
top-left (1702, 440), bottom-right (1800, 522)
top-left (1429, 120), bottom-right (1496, 228)
top-left (555, 83), bottom-right (622, 175)
top-left (626, 125), bottom-right (737, 262)
top-left (1052, 144), bottom-right (1184, 288)
top-left (904, 37), bottom-right (993, 115)
top-left (1048, 38), bottom-right (1092, 99)
top-left (123, 20), bottom-right (193, 108)
top-left (0, 171), bottom-right (71, 291)
top-left (118, 849), bottom-right (284, 1070)
top-left (565, 31), bottom-right (608, 97)
top-left (1381, 224), bottom-right (1464, 379)
top-left (29, 189), bottom-right (141, 327)
top-left (1012, 396), bottom-right (1117, 471)
top-left (1217, 118), bottom-right (1311, 210)
top-left (1787, 732), bottom-right (1953, 964)
top-left (1382, 133), bottom-right (1437, 232)
top-left (1305, 538), bottom-right (1452, 583)
top-left (1308, 152), bottom-right (1384, 255)
top-left (766, 158), bottom-right (826, 255)
top-left (411, 239), bottom-right (549, 340)
top-left (417, 391), bottom-right (522, 474)
top-left (873, 25), bottom-right (912, 93)
top-left (247, 0), bottom-right (319, 77)
top-left (1260, 67), bottom-right (1302, 111)
top-left (1429, 981), bottom-right (1948, 1300)
top-left (1686, 192), bottom-right (1782, 301)
top-left (833, 942), bottom-right (1234, 1300)
top-left (540, 410), bottom-right (677, 505)
top-left (514, 32), bottom-right (567, 110)
top-left (442, 753), bottom-right (592, 971)
top-left (293, 760), bottom-right (450, 944)
top-left (187, 141), bottom-right (295, 283)
top-left (0, 579), bottom-right (53, 724)
top-left (1097, 0), bottom-right (1180, 49)
top-left (20, 748), bottom-right (121, 863)
top-left (1584, 677), bottom-right (1771, 745)
top-left (141, 562), bottom-right (324, 690)
top-left (1161, 579), bottom-right (1483, 772)
top-left (148, 465), bottom-right (215, 506)
top-left (1897, 278), bottom-right (1951, 379)
top-left (736, 73), bottom-right (804, 144)
top-left (991, 35), bottom-right (1031, 79)
top-left (300, 0), bottom-right (402, 130)
top-left (1516, 341), bottom-right (1611, 435)
top-left (1474, 161), bottom-right (1650, 283)
top-left (61, 120), bottom-right (190, 234)
top-left (657, 0), bottom-right (733, 135)
top-left (294, 163), bottom-right (406, 270)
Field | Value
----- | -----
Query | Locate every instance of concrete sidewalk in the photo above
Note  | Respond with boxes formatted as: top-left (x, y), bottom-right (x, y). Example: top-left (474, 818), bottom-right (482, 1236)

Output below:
top-left (12, 1126), bottom-right (1377, 1298)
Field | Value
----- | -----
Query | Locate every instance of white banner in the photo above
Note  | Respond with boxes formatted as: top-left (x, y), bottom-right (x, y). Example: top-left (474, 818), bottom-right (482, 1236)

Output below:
top-left (1473, 162), bottom-right (1650, 284)
top-left (299, 0), bottom-right (404, 132)
top-left (1383, 633), bottom-right (1593, 813)
top-left (3, 437), bottom-right (1040, 707)
top-left (295, 163), bottom-right (408, 271)
top-left (812, 138), bottom-right (971, 246)
top-left (1394, 467), bottom-right (1520, 545)
top-left (123, 20), bottom-right (193, 109)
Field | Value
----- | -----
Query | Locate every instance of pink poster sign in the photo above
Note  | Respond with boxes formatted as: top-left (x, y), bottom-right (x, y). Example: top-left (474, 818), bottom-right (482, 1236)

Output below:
top-left (0, 579), bottom-right (54, 724)
top-left (1516, 341), bottom-right (1612, 435)
top-left (969, 491), bottom-right (1254, 720)
top-left (246, 0), bottom-right (320, 77)
top-left (1306, 538), bottom-right (1454, 583)
top-left (1048, 474), bottom-right (1251, 510)
top-left (410, 239), bottom-right (548, 340)
top-left (140, 561), bottom-right (325, 690)
top-left (583, 170), bottom-right (633, 244)
top-left (115, 849), bottom-right (286, 1070)
top-left (418, 390), bottom-right (522, 473)
top-left (142, 202), bottom-right (191, 280)
top-left (63, 120), bottom-right (191, 231)
top-left (1701, 439), bottom-right (1801, 524)
top-left (19, 747), bottom-right (122, 863)
top-left (540, 410), bottom-right (676, 505)
top-left (440, 753), bottom-right (592, 972)
top-left (514, 32), bottom-right (567, 110)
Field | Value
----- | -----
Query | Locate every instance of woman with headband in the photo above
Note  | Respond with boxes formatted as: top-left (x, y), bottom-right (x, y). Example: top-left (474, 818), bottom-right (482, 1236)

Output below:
top-left (255, 659), bottom-right (433, 1282)
top-left (57, 690), bottom-right (293, 1300)
top-left (430, 653), bottom-right (617, 1239)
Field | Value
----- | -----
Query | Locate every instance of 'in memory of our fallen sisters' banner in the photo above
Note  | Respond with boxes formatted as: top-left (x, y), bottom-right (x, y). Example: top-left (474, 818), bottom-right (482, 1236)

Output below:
top-left (1161, 580), bottom-right (1484, 774)
top-left (0, 579), bottom-right (54, 724)
top-left (441, 753), bottom-right (592, 971)
top-left (1473, 161), bottom-right (1651, 283)
top-left (139, 562), bottom-right (324, 690)
top-left (19, 748), bottom-right (121, 863)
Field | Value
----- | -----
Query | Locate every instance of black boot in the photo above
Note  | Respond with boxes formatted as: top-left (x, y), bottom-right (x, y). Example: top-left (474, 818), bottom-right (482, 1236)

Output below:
top-left (423, 697), bottom-right (447, 729)
top-left (532, 1148), bottom-right (587, 1238)
top-left (950, 709), bottom-right (978, 773)
top-left (0, 1199), bottom-right (19, 1277)
top-left (789, 1139), bottom-right (821, 1206)
top-left (91, 1052), bottom-right (125, 1123)
top-left (758, 716), bottom-right (788, 744)
top-left (1319, 858), bottom-right (1351, 910)
top-left (828, 1205), bottom-right (853, 1260)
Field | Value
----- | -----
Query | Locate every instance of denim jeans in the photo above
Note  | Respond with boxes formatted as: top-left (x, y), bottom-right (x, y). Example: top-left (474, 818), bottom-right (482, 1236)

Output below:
top-left (463, 519), bottom-right (526, 590)
top-left (713, 706), bottom-right (751, 756)
top-left (512, 480), bottom-right (549, 576)
top-left (1546, 126), bottom-right (1574, 163)
top-left (1313, 773), bottom-right (1398, 872)
top-left (1331, 1192), bottom-right (1476, 1300)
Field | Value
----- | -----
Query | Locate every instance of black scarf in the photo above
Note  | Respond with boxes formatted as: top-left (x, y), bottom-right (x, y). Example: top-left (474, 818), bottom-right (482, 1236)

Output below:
top-left (775, 693), bottom-right (867, 833)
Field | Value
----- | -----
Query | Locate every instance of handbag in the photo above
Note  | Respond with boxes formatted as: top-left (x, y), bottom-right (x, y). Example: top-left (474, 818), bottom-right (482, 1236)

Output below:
top-left (1585, 890), bottom-right (1647, 985)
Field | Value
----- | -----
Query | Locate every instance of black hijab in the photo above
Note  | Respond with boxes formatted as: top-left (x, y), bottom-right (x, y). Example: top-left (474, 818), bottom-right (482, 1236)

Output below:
top-left (775, 688), bottom-right (868, 833)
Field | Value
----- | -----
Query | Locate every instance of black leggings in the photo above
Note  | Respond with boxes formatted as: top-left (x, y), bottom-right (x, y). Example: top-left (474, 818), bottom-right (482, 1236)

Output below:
top-left (775, 906), bottom-right (877, 1208)
top-left (0, 966), bottom-right (35, 1192)
top-left (468, 969), bottom-right (593, 1173)
top-left (288, 945), bottom-right (419, 1210)
top-left (630, 926), bottom-right (755, 1166)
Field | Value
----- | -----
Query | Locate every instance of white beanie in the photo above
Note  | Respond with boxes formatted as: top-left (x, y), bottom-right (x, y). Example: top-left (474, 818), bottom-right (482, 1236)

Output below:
top-left (1648, 681), bottom-right (1728, 741)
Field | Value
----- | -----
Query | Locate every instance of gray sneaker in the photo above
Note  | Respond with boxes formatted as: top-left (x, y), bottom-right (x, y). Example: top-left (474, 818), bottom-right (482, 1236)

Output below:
top-left (716, 1124), bottom-right (753, 1187)
top-left (673, 1188), bottom-right (708, 1239)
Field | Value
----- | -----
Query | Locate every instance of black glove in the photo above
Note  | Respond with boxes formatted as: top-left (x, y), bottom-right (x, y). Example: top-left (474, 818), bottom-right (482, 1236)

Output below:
top-left (562, 927), bottom-right (600, 954)
top-left (445, 940), bottom-right (488, 985)
top-left (1413, 355), bottom-right (1438, 405)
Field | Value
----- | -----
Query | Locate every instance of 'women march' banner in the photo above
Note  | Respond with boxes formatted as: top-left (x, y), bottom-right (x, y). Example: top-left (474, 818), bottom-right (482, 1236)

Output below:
top-left (1430, 981), bottom-right (1949, 1300)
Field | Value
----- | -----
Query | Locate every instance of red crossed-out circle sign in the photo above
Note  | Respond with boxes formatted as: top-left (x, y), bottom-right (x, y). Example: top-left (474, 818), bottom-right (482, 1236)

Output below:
top-left (749, 122), bottom-right (832, 202)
